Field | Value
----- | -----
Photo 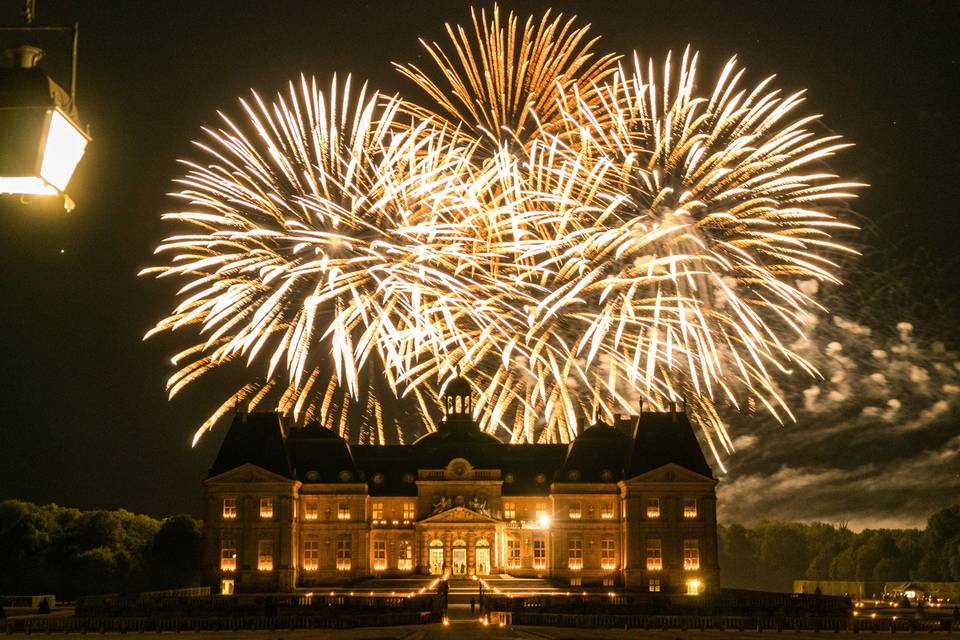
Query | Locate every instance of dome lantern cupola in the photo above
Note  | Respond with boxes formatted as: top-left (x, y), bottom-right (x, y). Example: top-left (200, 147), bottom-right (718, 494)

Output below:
top-left (443, 368), bottom-right (473, 422)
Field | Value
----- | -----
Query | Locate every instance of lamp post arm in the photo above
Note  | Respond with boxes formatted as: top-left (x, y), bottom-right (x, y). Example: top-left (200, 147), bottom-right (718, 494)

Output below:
top-left (70, 21), bottom-right (77, 104)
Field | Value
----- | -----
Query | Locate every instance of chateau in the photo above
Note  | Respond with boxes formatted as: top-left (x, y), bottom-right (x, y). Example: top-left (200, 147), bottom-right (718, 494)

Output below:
top-left (203, 375), bottom-right (719, 594)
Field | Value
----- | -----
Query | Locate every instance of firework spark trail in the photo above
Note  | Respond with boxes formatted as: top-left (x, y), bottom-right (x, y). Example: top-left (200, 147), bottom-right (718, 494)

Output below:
top-left (146, 6), bottom-right (861, 454)
top-left (394, 4), bottom-right (619, 151)
top-left (500, 48), bottom-right (863, 450)
top-left (143, 75), bottom-right (517, 444)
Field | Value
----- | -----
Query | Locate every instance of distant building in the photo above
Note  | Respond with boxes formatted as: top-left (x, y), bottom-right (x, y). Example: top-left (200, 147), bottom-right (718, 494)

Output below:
top-left (202, 374), bottom-right (719, 594)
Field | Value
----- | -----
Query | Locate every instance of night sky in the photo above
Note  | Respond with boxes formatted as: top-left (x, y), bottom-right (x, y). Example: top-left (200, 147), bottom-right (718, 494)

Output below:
top-left (0, 1), bottom-right (958, 527)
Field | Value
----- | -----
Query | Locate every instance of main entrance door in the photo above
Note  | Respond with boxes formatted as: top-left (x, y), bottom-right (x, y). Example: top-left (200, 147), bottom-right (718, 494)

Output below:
top-left (429, 540), bottom-right (444, 575)
top-left (475, 540), bottom-right (490, 575)
top-left (452, 540), bottom-right (467, 576)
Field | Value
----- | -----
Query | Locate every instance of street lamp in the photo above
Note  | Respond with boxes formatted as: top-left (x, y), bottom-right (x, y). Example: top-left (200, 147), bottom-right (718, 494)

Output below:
top-left (0, 4), bottom-right (89, 211)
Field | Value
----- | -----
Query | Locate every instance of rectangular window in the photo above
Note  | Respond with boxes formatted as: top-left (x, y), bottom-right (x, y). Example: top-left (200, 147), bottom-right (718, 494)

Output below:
top-left (398, 542), bottom-right (413, 570)
top-left (373, 540), bottom-right (387, 571)
top-left (303, 539), bottom-right (319, 571)
top-left (568, 539), bottom-right (583, 571)
top-left (603, 577), bottom-right (614, 587)
top-left (683, 498), bottom-right (698, 519)
top-left (570, 577), bottom-right (581, 586)
top-left (336, 538), bottom-right (351, 571)
top-left (601, 502), bottom-right (614, 519)
top-left (600, 538), bottom-right (616, 570)
top-left (259, 497), bottom-right (274, 519)
top-left (535, 503), bottom-right (547, 523)
top-left (683, 539), bottom-right (700, 570)
top-left (304, 498), bottom-right (318, 521)
top-left (372, 502), bottom-right (384, 522)
top-left (649, 578), bottom-right (661, 593)
top-left (403, 502), bottom-right (415, 522)
top-left (337, 502), bottom-right (350, 521)
top-left (646, 539), bottom-right (662, 571)
top-left (533, 539), bottom-right (546, 569)
top-left (646, 498), bottom-right (660, 519)
top-left (222, 497), bottom-right (237, 519)
top-left (503, 502), bottom-right (516, 520)
top-left (568, 502), bottom-right (581, 520)
top-left (507, 539), bottom-right (521, 569)
top-left (257, 539), bottom-right (273, 571)
top-left (220, 539), bottom-right (236, 572)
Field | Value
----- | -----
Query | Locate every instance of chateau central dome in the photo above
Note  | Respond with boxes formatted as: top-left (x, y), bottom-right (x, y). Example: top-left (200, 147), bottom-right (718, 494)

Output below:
top-left (412, 371), bottom-right (501, 446)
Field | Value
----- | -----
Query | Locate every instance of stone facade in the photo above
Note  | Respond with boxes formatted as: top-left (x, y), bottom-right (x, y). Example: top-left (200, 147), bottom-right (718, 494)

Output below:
top-left (203, 377), bottom-right (719, 595)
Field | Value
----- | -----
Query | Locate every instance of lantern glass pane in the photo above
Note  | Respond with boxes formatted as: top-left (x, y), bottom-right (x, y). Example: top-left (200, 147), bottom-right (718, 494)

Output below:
top-left (40, 110), bottom-right (88, 192)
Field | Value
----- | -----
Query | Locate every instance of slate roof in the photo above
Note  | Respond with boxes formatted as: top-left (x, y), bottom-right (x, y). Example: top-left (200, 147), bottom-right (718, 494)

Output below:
top-left (209, 412), bottom-right (292, 478)
top-left (626, 410), bottom-right (714, 479)
top-left (557, 420), bottom-right (633, 484)
top-left (208, 406), bottom-right (714, 489)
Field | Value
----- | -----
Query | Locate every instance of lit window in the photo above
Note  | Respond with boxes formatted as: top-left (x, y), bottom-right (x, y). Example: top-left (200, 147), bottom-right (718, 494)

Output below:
top-left (503, 502), bottom-right (516, 520)
top-left (303, 539), bottom-right (319, 571)
top-left (601, 539), bottom-right (616, 570)
top-left (568, 539), bottom-right (583, 571)
top-left (403, 502), bottom-right (415, 522)
top-left (220, 539), bottom-right (236, 572)
top-left (649, 578), bottom-right (661, 593)
top-left (683, 539), bottom-right (700, 570)
top-left (257, 540), bottom-right (274, 571)
top-left (646, 539), bottom-right (662, 571)
top-left (304, 499), bottom-right (318, 521)
top-left (337, 502), bottom-right (350, 521)
top-left (373, 540), bottom-right (387, 571)
top-left (398, 541), bottom-right (413, 571)
top-left (222, 498), bottom-right (237, 519)
top-left (259, 497), bottom-right (274, 519)
top-left (568, 502), bottom-right (581, 520)
top-left (686, 578), bottom-right (702, 595)
top-left (603, 577), bottom-right (614, 587)
top-left (683, 499), bottom-right (698, 519)
top-left (646, 498), bottom-right (660, 519)
top-left (533, 540), bottom-right (546, 569)
top-left (220, 579), bottom-right (234, 595)
top-left (601, 502), bottom-right (614, 519)
top-left (570, 577), bottom-right (581, 586)
top-left (535, 503), bottom-right (547, 522)
top-left (372, 502), bottom-right (384, 522)
top-left (336, 538), bottom-right (351, 571)
top-left (507, 539), bottom-right (521, 569)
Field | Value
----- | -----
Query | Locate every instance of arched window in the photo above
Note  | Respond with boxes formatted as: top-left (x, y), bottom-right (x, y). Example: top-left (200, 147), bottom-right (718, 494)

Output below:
top-left (455, 395), bottom-right (462, 413)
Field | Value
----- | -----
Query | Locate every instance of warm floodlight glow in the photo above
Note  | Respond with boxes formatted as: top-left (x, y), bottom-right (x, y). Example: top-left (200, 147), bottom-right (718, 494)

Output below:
top-left (538, 514), bottom-right (551, 528)
top-left (0, 176), bottom-right (56, 196)
top-left (39, 110), bottom-right (89, 191)
top-left (686, 578), bottom-right (702, 595)
top-left (0, 108), bottom-right (89, 207)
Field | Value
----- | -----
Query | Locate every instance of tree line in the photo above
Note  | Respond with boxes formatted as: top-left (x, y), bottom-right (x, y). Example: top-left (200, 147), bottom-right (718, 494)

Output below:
top-left (720, 505), bottom-right (960, 592)
top-left (0, 500), bottom-right (202, 599)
